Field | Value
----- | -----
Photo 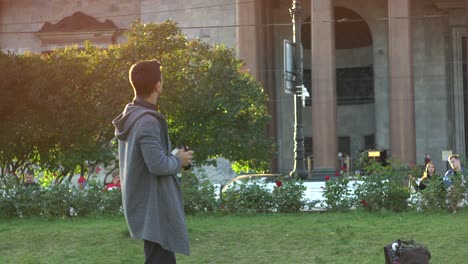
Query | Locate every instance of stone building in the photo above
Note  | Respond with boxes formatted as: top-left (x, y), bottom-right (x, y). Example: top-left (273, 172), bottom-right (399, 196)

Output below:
top-left (1, 0), bottom-right (467, 177)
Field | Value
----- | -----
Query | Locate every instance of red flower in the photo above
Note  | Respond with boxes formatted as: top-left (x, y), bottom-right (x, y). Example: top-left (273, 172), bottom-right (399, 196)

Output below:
top-left (360, 200), bottom-right (368, 207)
top-left (275, 180), bottom-right (282, 187)
top-left (95, 167), bottom-right (102, 173)
top-left (334, 171), bottom-right (340, 177)
top-left (78, 176), bottom-right (87, 183)
top-left (340, 166), bottom-right (347, 171)
top-left (324, 175), bottom-right (330, 181)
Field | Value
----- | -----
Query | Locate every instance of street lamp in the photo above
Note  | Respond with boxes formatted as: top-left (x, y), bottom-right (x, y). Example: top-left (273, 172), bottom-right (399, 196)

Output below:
top-left (288, 0), bottom-right (308, 180)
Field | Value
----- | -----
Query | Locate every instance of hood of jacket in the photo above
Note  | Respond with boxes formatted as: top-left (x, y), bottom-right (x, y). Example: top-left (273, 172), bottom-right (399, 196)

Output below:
top-left (112, 102), bottom-right (163, 141)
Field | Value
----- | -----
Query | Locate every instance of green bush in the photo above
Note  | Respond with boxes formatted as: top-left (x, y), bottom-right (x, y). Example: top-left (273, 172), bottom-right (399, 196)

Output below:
top-left (38, 183), bottom-right (74, 218)
top-left (416, 177), bottom-right (447, 211)
top-left (69, 181), bottom-right (123, 217)
top-left (408, 171), bottom-right (467, 212)
top-left (353, 160), bottom-right (410, 212)
top-left (0, 178), bottom-right (122, 219)
top-left (222, 180), bottom-right (274, 213)
top-left (273, 178), bottom-right (306, 213)
top-left (321, 173), bottom-right (354, 211)
top-left (221, 176), bottom-right (308, 213)
top-left (180, 171), bottom-right (218, 215)
top-left (382, 185), bottom-right (411, 212)
top-left (446, 173), bottom-right (468, 212)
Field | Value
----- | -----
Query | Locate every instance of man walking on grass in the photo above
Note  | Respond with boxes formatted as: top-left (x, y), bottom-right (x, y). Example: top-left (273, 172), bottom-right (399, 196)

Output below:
top-left (113, 60), bottom-right (193, 263)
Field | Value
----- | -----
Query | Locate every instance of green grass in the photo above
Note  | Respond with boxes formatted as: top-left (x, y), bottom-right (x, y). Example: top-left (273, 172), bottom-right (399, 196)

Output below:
top-left (1, 210), bottom-right (467, 263)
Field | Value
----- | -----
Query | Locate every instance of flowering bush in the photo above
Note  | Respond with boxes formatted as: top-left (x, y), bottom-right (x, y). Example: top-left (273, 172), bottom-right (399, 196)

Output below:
top-left (321, 171), bottom-right (354, 211)
top-left (354, 160), bottom-right (410, 212)
top-left (272, 178), bottom-right (307, 213)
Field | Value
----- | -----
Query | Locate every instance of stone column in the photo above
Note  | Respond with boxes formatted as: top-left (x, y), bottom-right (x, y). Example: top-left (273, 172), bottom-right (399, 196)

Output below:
top-left (310, 0), bottom-right (338, 178)
top-left (466, 0), bottom-right (468, 139)
top-left (388, 0), bottom-right (416, 165)
top-left (236, 0), bottom-right (259, 79)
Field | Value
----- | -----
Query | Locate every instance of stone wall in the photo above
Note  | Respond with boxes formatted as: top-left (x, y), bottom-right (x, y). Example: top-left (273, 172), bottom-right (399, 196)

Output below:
top-left (140, 0), bottom-right (236, 48)
top-left (0, 0), bottom-right (236, 54)
top-left (0, 0), bottom-right (140, 53)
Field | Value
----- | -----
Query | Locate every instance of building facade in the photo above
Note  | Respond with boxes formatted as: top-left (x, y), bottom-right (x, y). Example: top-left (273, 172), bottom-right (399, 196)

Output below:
top-left (1, 0), bottom-right (467, 176)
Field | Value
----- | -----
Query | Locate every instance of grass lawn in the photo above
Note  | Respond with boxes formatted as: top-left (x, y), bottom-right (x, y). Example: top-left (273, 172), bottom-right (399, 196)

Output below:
top-left (1, 210), bottom-right (467, 263)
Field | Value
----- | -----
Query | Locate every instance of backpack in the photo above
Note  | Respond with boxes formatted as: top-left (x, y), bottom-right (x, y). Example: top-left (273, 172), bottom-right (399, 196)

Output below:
top-left (384, 239), bottom-right (431, 264)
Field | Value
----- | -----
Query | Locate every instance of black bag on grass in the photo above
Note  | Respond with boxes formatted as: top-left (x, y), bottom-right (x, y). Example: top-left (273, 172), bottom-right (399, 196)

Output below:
top-left (384, 239), bottom-right (431, 264)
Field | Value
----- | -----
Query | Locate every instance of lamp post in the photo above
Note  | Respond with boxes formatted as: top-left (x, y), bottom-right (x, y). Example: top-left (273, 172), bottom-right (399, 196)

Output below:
top-left (289, 0), bottom-right (308, 180)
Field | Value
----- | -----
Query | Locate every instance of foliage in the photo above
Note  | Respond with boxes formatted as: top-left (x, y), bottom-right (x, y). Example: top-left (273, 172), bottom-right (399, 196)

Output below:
top-left (0, 45), bottom-right (118, 182)
top-left (415, 175), bottom-right (447, 211)
top-left (222, 179), bottom-right (275, 213)
top-left (445, 172), bottom-right (468, 212)
top-left (0, 20), bottom-right (273, 178)
top-left (352, 151), bottom-right (372, 174)
top-left (353, 160), bottom-right (411, 212)
top-left (0, 54), bottom-right (46, 178)
top-left (119, 21), bottom-right (274, 171)
top-left (321, 172), bottom-right (354, 211)
top-left (409, 171), bottom-right (468, 212)
top-left (221, 176), bottom-right (308, 213)
top-left (272, 178), bottom-right (307, 213)
top-left (0, 178), bottom-right (122, 219)
top-left (180, 170), bottom-right (218, 215)
top-left (0, 176), bottom-right (29, 218)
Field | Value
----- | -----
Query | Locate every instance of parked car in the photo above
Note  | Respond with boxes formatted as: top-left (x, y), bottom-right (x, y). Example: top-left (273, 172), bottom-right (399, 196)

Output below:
top-left (220, 174), bottom-right (281, 194)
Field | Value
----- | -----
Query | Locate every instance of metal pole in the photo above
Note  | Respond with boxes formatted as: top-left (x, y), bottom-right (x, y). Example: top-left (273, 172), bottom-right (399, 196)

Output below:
top-left (289, 0), bottom-right (308, 180)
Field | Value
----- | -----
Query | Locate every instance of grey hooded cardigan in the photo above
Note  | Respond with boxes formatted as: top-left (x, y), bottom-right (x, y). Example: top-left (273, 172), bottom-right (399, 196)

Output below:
top-left (112, 97), bottom-right (189, 255)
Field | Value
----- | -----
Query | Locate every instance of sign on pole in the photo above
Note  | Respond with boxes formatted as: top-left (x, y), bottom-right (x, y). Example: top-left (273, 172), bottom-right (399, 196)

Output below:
top-left (283, 39), bottom-right (295, 94)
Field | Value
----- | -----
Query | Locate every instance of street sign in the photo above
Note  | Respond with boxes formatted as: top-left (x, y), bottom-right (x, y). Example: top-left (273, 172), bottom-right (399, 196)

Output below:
top-left (283, 39), bottom-right (295, 93)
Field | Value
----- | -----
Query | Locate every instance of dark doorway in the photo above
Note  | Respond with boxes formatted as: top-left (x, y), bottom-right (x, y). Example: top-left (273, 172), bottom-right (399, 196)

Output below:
top-left (338, 136), bottom-right (351, 156)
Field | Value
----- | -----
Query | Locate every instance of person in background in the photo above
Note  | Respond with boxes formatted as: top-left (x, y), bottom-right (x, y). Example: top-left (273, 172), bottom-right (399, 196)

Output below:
top-left (23, 169), bottom-right (39, 188)
top-left (106, 170), bottom-right (121, 191)
top-left (78, 176), bottom-right (87, 190)
top-left (418, 161), bottom-right (439, 190)
top-left (424, 153), bottom-right (431, 166)
top-left (443, 154), bottom-right (466, 211)
top-left (443, 154), bottom-right (465, 188)
top-left (415, 153), bottom-right (432, 173)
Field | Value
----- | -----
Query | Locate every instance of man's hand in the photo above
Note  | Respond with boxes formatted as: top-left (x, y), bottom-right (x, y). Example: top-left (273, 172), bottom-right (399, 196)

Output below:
top-left (176, 148), bottom-right (194, 168)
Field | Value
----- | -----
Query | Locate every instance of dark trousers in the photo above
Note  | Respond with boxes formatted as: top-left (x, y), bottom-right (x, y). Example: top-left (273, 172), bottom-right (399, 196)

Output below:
top-left (143, 240), bottom-right (176, 264)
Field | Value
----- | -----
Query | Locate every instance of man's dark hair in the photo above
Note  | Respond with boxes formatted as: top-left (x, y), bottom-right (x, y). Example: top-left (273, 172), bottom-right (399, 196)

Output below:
top-left (448, 154), bottom-right (460, 161)
top-left (129, 60), bottom-right (161, 98)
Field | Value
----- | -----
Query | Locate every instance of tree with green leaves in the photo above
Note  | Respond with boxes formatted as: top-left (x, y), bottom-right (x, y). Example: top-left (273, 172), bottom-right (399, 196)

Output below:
top-left (0, 20), bottom-right (274, 182)
top-left (114, 21), bottom-right (274, 171)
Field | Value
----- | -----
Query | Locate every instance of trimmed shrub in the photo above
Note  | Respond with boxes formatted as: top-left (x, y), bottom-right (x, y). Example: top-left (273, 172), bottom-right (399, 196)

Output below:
top-left (321, 172), bottom-right (354, 211)
top-left (353, 160), bottom-right (410, 212)
top-left (273, 178), bottom-right (307, 213)
top-left (180, 171), bottom-right (217, 215)
top-left (0, 178), bottom-right (122, 219)
top-left (222, 180), bottom-right (274, 213)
